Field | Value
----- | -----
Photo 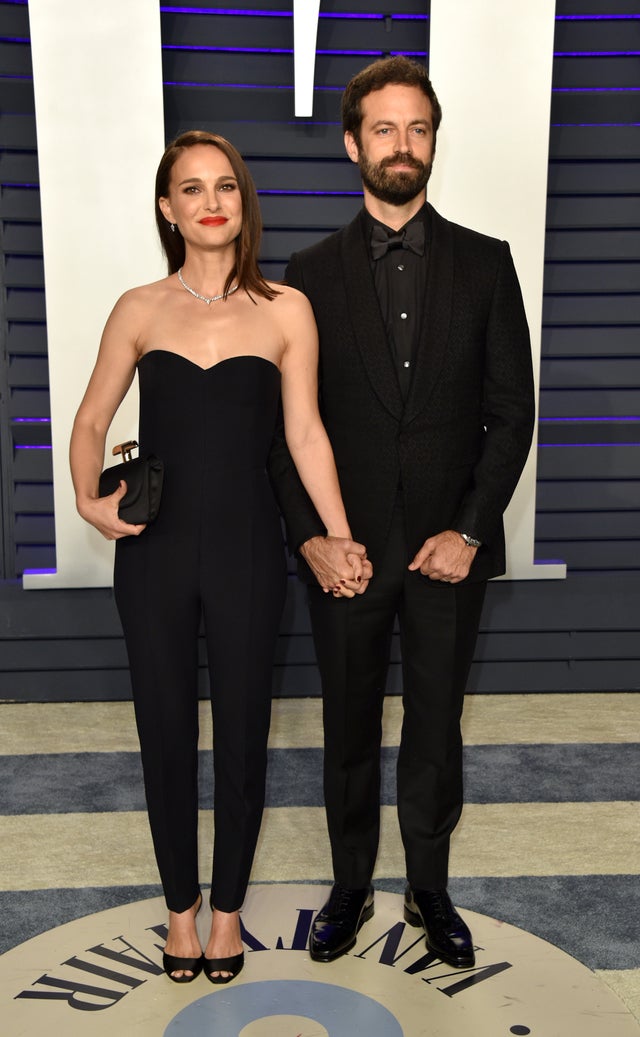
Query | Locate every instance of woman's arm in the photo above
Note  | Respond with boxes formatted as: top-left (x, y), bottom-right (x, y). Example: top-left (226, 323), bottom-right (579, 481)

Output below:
top-left (69, 290), bottom-right (145, 541)
top-left (277, 288), bottom-right (371, 594)
top-left (278, 289), bottom-right (351, 538)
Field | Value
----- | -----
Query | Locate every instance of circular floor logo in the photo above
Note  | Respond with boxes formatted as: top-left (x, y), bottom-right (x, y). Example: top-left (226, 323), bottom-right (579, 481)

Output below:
top-left (2, 885), bottom-right (637, 1036)
top-left (166, 981), bottom-right (403, 1036)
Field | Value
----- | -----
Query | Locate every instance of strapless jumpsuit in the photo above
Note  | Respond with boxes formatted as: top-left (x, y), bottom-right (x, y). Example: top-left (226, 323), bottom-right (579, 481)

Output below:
top-left (114, 352), bottom-right (287, 914)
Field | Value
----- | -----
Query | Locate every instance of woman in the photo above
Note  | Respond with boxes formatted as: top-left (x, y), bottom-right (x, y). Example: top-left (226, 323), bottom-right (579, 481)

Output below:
top-left (70, 131), bottom-right (366, 984)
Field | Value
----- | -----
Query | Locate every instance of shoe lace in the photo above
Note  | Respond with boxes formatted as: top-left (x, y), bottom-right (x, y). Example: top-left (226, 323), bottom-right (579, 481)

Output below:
top-left (330, 885), bottom-right (356, 912)
top-left (423, 889), bottom-right (454, 924)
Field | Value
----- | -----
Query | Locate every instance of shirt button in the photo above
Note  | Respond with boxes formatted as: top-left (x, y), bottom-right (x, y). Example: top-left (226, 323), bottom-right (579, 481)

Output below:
top-left (397, 263), bottom-right (405, 271)
top-left (400, 312), bottom-right (408, 320)
top-left (403, 361), bottom-right (411, 368)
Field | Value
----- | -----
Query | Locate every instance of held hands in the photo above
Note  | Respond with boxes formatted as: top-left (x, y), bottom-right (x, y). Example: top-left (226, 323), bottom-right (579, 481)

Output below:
top-left (408, 529), bottom-right (477, 584)
top-left (77, 480), bottom-right (146, 542)
top-left (300, 535), bottom-right (373, 597)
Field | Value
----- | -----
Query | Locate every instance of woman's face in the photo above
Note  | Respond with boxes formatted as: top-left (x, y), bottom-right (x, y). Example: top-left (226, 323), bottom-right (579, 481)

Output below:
top-left (158, 143), bottom-right (243, 252)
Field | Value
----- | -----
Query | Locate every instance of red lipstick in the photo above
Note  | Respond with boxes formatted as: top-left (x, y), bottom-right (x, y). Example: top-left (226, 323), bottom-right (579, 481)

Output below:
top-left (199, 216), bottom-right (228, 226)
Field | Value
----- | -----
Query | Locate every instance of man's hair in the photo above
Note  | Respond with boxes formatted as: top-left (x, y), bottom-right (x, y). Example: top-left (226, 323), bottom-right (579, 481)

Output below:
top-left (341, 56), bottom-right (442, 148)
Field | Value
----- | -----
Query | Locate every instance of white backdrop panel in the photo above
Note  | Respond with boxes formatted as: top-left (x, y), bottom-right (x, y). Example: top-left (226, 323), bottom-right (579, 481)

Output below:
top-left (428, 0), bottom-right (565, 579)
top-left (24, 0), bottom-right (166, 588)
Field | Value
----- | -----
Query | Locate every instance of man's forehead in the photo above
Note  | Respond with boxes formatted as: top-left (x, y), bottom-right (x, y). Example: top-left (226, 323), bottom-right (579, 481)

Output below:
top-left (361, 83), bottom-right (432, 121)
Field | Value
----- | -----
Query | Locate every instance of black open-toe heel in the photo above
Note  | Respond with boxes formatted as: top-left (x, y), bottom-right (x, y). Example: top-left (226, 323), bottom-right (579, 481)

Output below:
top-left (163, 893), bottom-right (204, 982)
top-left (204, 951), bottom-right (244, 985)
top-left (163, 951), bottom-right (204, 983)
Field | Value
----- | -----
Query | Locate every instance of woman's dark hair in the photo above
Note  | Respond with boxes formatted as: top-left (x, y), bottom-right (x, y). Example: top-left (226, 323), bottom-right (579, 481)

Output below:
top-left (155, 130), bottom-right (277, 301)
top-left (341, 56), bottom-right (442, 150)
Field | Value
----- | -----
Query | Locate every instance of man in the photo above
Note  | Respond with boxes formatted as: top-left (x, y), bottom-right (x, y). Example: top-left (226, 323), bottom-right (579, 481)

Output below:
top-left (269, 56), bottom-right (535, 968)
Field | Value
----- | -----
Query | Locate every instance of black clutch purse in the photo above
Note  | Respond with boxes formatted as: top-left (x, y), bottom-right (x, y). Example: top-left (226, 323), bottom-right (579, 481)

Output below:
top-left (98, 440), bottom-right (164, 524)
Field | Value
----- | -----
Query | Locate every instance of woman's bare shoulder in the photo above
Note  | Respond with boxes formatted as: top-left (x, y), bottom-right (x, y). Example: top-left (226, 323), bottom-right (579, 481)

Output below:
top-left (103, 276), bottom-right (173, 329)
top-left (116, 275), bottom-right (174, 309)
top-left (265, 281), bottom-right (313, 317)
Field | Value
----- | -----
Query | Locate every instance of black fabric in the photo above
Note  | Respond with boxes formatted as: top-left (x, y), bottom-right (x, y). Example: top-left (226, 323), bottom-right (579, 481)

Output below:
top-left (270, 202), bottom-right (535, 581)
top-left (269, 201), bottom-right (534, 888)
top-left (366, 206), bottom-right (429, 401)
top-left (99, 454), bottom-right (164, 524)
top-left (369, 218), bottom-right (425, 260)
top-left (307, 501), bottom-right (486, 887)
top-left (115, 352), bottom-right (287, 913)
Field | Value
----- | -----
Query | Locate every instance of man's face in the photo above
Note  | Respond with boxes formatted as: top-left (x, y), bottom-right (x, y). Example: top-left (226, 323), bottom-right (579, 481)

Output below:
top-left (345, 83), bottom-right (435, 206)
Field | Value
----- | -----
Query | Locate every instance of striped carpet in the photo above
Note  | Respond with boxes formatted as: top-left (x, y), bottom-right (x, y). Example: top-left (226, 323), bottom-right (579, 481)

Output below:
top-left (1, 692), bottom-right (638, 1023)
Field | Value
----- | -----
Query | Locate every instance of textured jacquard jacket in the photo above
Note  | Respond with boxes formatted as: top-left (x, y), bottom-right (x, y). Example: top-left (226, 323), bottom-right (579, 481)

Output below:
top-left (268, 203), bottom-right (536, 584)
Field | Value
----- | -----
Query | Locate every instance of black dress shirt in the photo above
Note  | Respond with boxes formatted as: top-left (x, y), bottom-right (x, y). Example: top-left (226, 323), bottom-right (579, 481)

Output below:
top-left (365, 203), bottom-right (430, 401)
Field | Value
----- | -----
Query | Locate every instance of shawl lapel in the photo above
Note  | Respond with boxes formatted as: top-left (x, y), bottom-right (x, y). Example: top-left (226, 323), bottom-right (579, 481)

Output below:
top-left (403, 205), bottom-right (454, 426)
top-left (340, 211), bottom-right (404, 421)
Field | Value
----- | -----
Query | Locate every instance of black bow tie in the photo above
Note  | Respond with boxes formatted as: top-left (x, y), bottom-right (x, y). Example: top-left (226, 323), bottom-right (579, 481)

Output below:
top-left (370, 220), bottom-right (425, 260)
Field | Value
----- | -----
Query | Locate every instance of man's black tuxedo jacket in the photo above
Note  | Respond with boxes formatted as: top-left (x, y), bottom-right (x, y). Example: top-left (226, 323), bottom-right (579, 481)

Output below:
top-left (269, 203), bottom-right (535, 584)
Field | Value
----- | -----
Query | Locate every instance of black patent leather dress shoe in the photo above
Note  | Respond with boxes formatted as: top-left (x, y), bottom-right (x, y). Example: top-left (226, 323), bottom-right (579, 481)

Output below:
top-left (404, 886), bottom-right (475, 968)
top-left (310, 883), bottom-right (374, 962)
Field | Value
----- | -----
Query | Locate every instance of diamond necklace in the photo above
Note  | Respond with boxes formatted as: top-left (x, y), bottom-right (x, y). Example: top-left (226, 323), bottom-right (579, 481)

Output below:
top-left (178, 267), bottom-right (239, 306)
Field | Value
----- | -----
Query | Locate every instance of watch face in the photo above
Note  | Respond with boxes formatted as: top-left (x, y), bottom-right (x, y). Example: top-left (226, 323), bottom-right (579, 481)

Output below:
top-left (461, 533), bottom-right (481, 548)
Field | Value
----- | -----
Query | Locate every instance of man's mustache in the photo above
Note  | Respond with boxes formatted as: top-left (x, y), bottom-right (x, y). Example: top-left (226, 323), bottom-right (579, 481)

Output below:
top-left (379, 152), bottom-right (425, 171)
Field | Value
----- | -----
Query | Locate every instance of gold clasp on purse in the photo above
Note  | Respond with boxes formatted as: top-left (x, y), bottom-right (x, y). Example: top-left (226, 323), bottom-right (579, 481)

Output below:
top-left (113, 440), bottom-right (139, 463)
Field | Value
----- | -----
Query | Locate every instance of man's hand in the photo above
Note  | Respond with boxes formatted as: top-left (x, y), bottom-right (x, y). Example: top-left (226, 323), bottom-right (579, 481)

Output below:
top-left (408, 530), bottom-right (477, 583)
top-left (300, 535), bottom-right (373, 597)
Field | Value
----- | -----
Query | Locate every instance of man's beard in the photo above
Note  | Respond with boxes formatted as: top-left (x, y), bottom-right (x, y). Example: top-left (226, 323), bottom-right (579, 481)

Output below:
top-left (358, 149), bottom-right (432, 206)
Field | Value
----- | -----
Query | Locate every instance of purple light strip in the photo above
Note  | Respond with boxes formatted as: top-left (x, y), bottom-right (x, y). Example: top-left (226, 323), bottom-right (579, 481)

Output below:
top-left (163, 45), bottom-right (426, 56)
top-left (539, 442), bottom-right (640, 447)
top-left (555, 50), bottom-right (640, 56)
top-left (165, 80), bottom-right (293, 88)
top-left (13, 418), bottom-right (51, 423)
top-left (8, 75), bottom-right (634, 98)
top-left (167, 75), bottom-right (433, 89)
top-left (161, 6), bottom-right (290, 14)
top-left (258, 189), bottom-right (362, 196)
top-left (160, 6), bottom-right (638, 19)
top-left (15, 445), bottom-right (51, 450)
top-left (164, 80), bottom-right (352, 91)
top-left (165, 45), bottom-right (388, 55)
top-left (164, 44), bottom-right (290, 52)
top-left (556, 13), bottom-right (640, 19)
top-left (160, 6), bottom-right (427, 17)
top-left (22, 568), bottom-right (57, 575)
top-left (553, 87), bottom-right (640, 93)
top-left (539, 417), bottom-right (640, 423)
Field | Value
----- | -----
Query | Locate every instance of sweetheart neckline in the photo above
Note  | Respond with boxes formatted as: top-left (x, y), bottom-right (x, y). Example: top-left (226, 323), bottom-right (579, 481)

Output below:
top-left (138, 351), bottom-right (280, 374)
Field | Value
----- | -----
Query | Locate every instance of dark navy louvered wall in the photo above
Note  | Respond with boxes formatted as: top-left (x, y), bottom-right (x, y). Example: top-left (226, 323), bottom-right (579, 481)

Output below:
top-left (539, 2), bottom-right (640, 575)
top-left (0, 0), bottom-right (638, 699)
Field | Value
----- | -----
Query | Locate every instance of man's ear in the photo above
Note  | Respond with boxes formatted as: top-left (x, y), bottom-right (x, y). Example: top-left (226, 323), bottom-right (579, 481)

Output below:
top-left (344, 131), bottom-right (360, 165)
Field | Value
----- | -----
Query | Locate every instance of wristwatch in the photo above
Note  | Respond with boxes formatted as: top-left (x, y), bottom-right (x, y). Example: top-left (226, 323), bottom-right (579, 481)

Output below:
top-left (459, 532), bottom-right (482, 548)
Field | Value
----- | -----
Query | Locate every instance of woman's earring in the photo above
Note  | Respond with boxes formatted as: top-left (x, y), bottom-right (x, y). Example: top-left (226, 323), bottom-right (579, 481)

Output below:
top-left (170, 223), bottom-right (176, 233)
